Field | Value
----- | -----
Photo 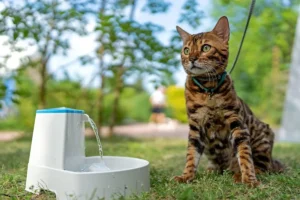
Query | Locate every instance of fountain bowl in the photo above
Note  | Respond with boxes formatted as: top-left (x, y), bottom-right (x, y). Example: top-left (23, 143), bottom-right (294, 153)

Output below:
top-left (26, 156), bottom-right (150, 199)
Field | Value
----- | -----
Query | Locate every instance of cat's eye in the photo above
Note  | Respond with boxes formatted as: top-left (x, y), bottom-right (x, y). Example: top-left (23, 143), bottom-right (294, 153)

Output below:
top-left (202, 44), bottom-right (211, 52)
top-left (183, 47), bottom-right (189, 55)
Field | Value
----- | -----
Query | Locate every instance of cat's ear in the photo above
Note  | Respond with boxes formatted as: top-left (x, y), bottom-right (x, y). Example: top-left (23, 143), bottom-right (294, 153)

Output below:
top-left (176, 26), bottom-right (190, 43)
top-left (212, 16), bottom-right (230, 43)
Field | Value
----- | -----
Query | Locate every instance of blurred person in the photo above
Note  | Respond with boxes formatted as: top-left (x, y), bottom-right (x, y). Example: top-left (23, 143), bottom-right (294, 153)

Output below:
top-left (149, 86), bottom-right (166, 123)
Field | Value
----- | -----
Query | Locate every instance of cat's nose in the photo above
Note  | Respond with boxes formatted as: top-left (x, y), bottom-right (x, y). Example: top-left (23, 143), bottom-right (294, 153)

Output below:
top-left (189, 56), bottom-right (197, 63)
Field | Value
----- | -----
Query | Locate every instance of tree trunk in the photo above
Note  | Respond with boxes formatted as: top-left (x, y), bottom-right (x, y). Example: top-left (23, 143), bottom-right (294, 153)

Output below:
top-left (107, 0), bottom-right (137, 136)
top-left (38, 60), bottom-right (47, 109)
top-left (279, 10), bottom-right (300, 142)
top-left (38, 22), bottom-right (51, 109)
top-left (108, 67), bottom-right (124, 136)
top-left (97, 69), bottom-right (105, 134)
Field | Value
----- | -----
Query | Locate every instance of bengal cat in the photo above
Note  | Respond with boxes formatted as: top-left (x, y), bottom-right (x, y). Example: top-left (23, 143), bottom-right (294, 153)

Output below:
top-left (174, 16), bottom-right (284, 186)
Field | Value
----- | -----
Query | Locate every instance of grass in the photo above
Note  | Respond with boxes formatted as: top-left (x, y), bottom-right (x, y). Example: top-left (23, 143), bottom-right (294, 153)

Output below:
top-left (0, 135), bottom-right (300, 200)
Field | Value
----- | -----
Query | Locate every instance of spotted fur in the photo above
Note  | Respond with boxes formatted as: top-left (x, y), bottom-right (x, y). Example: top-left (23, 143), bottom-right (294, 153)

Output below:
top-left (174, 16), bottom-right (284, 186)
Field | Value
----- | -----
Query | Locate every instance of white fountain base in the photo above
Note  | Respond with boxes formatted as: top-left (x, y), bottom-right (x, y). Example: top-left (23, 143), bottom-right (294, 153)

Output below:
top-left (25, 156), bottom-right (150, 200)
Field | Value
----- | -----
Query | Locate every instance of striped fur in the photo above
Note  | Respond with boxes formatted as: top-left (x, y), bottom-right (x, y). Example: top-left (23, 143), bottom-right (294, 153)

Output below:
top-left (174, 16), bottom-right (284, 186)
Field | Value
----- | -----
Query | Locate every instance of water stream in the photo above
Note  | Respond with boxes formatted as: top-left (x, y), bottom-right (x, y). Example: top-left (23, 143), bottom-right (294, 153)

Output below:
top-left (87, 116), bottom-right (103, 159)
top-left (81, 115), bottom-right (110, 172)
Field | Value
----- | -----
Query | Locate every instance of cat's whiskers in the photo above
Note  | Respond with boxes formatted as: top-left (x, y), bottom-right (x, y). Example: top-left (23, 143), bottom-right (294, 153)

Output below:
top-left (204, 66), bottom-right (209, 82)
top-left (204, 65), bottom-right (218, 88)
top-left (211, 68), bottom-right (218, 88)
top-left (205, 66), bottom-right (211, 84)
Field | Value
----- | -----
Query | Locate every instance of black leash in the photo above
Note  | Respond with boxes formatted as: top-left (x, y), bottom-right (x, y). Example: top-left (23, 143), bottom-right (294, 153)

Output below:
top-left (229, 0), bottom-right (256, 74)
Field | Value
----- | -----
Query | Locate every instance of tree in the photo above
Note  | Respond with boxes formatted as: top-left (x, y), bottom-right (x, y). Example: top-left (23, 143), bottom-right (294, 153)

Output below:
top-left (1, 0), bottom-right (209, 133)
top-left (0, 0), bottom-right (88, 108)
top-left (87, 0), bottom-right (182, 136)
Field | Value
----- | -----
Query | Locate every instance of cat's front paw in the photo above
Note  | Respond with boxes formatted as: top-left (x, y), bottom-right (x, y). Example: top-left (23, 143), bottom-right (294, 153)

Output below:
top-left (233, 173), bottom-right (242, 183)
top-left (234, 174), bottom-right (260, 187)
top-left (173, 174), bottom-right (195, 183)
top-left (242, 177), bottom-right (260, 187)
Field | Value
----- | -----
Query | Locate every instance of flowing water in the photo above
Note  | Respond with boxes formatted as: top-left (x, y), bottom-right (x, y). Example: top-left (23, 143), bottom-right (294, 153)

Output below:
top-left (87, 116), bottom-right (103, 158)
top-left (81, 115), bottom-right (111, 172)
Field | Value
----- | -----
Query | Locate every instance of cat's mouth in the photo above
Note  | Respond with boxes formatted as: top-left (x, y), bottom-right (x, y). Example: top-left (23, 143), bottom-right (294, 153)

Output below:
top-left (191, 65), bottom-right (203, 70)
top-left (188, 65), bottom-right (207, 76)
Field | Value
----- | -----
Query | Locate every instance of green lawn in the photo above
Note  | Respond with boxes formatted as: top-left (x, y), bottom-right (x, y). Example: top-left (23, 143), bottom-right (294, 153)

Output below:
top-left (0, 136), bottom-right (300, 200)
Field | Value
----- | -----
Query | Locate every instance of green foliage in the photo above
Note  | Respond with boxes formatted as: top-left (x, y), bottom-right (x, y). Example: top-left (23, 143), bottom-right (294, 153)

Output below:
top-left (94, 1), bottom-right (180, 86)
top-left (18, 98), bottom-right (37, 131)
top-left (179, 0), bottom-right (205, 28)
top-left (0, 0), bottom-right (205, 131)
top-left (0, 73), bottom-right (37, 131)
top-left (0, 0), bottom-right (87, 53)
top-left (0, 70), bottom-right (152, 131)
top-left (142, 0), bottom-right (171, 14)
top-left (0, 117), bottom-right (24, 130)
top-left (0, 79), bottom-right (6, 100)
top-left (100, 87), bottom-right (152, 125)
top-left (0, 0), bottom-right (89, 108)
top-left (120, 88), bottom-right (151, 123)
top-left (166, 86), bottom-right (187, 123)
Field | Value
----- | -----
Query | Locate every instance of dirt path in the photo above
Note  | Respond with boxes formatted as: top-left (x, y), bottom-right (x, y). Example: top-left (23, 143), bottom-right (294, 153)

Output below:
top-left (0, 131), bottom-right (23, 141)
top-left (0, 123), bottom-right (189, 141)
top-left (88, 123), bottom-right (189, 139)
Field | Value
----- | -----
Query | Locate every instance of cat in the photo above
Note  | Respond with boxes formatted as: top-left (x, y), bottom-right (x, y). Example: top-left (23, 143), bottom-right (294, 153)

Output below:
top-left (174, 16), bottom-right (284, 186)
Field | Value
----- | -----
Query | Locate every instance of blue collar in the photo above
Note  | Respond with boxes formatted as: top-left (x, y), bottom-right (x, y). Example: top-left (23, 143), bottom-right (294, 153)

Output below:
top-left (192, 71), bottom-right (227, 95)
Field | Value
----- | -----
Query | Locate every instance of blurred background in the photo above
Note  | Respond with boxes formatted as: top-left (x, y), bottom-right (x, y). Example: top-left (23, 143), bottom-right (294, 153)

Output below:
top-left (0, 0), bottom-right (299, 139)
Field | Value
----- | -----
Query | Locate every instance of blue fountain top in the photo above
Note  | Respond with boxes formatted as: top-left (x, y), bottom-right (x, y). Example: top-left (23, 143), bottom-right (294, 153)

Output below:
top-left (36, 107), bottom-right (84, 114)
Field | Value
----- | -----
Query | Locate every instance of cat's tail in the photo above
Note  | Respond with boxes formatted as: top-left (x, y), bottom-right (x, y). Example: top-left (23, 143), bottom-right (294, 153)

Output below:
top-left (272, 159), bottom-right (285, 173)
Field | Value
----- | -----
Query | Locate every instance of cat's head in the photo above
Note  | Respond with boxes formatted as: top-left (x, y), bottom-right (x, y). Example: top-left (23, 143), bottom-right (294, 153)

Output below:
top-left (176, 16), bottom-right (230, 77)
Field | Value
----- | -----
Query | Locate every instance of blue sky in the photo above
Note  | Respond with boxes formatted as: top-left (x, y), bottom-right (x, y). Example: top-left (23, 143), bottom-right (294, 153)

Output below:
top-left (0, 0), bottom-right (215, 92)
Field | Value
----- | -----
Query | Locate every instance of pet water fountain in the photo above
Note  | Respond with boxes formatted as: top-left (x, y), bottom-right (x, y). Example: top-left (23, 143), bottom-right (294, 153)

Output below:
top-left (25, 107), bottom-right (150, 200)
